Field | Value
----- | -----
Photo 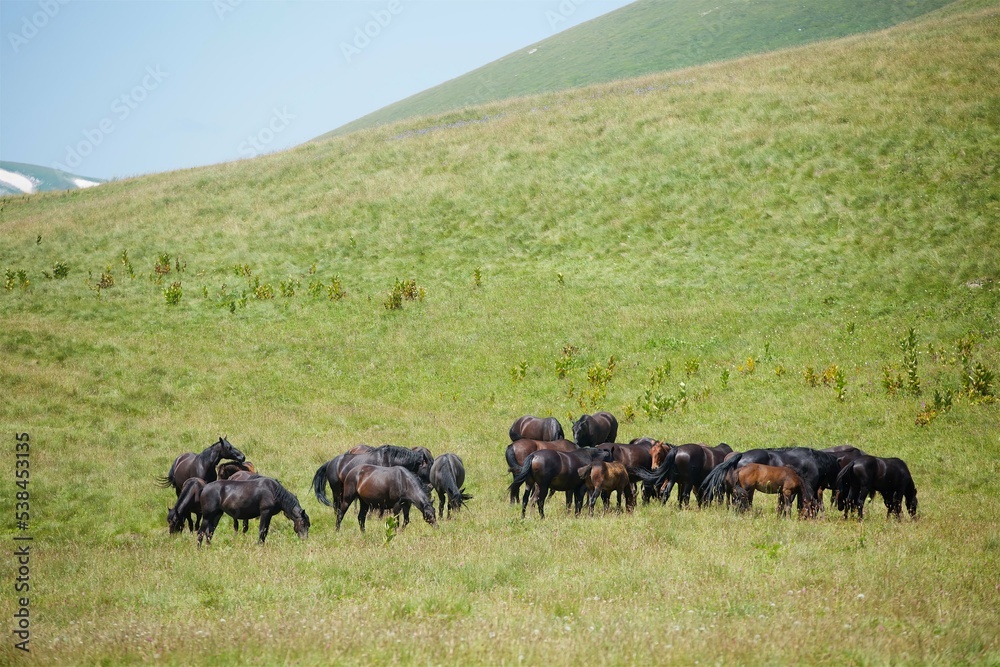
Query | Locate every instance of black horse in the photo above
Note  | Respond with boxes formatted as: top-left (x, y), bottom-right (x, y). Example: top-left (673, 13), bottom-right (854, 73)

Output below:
top-left (635, 443), bottom-right (732, 508)
top-left (505, 438), bottom-right (579, 504)
top-left (156, 436), bottom-right (245, 496)
top-left (836, 455), bottom-right (918, 520)
top-left (599, 438), bottom-right (659, 504)
top-left (700, 447), bottom-right (839, 513)
top-left (225, 470), bottom-right (262, 533)
top-left (197, 477), bottom-right (310, 545)
top-left (429, 453), bottom-right (472, 519)
top-left (509, 415), bottom-right (565, 442)
top-left (509, 448), bottom-right (612, 518)
top-left (312, 444), bottom-right (432, 511)
top-left (338, 464), bottom-right (437, 532)
top-left (820, 445), bottom-right (867, 507)
top-left (167, 477), bottom-right (205, 533)
top-left (572, 412), bottom-right (618, 448)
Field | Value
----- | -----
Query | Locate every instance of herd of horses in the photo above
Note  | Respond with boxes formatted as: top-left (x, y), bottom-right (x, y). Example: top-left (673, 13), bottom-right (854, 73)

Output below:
top-left (505, 412), bottom-right (919, 520)
top-left (156, 411), bottom-right (918, 545)
top-left (157, 437), bottom-right (471, 544)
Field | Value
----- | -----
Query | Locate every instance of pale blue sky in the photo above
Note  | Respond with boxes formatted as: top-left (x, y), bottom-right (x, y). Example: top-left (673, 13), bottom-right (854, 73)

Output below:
top-left (0, 0), bottom-right (635, 180)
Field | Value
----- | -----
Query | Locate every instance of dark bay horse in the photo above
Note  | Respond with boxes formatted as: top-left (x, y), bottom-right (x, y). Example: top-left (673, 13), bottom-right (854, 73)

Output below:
top-left (338, 464), bottom-right (437, 532)
top-left (578, 460), bottom-right (634, 515)
top-left (505, 438), bottom-right (579, 503)
top-left (836, 456), bottom-right (917, 520)
top-left (312, 444), bottom-right (432, 511)
top-left (226, 470), bottom-right (261, 533)
top-left (167, 477), bottom-right (205, 533)
top-left (217, 460), bottom-right (257, 480)
top-left (509, 415), bottom-right (565, 442)
top-left (197, 477), bottom-right (310, 545)
top-left (572, 412), bottom-right (618, 448)
top-left (730, 463), bottom-right (811, 517)
top-left (156, 436), bottom-right (245, 496)
top-left (636, 443), bottom-right (732, 508)
top-left (701, 447), bottom-right (839, 512)
top-left (820, 445), bottom-right (867, 507)
top-left (509, 448), bottom-right (612, 518)
top-left (429, 453), bottom-right (472, 519)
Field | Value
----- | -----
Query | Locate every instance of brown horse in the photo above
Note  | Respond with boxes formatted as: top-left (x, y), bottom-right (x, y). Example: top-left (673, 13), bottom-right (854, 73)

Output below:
top-left (598, 439), bottom-right (660, 504)
top-left (167, 477), bottom-right (205, 533)
top-left (338, 464), bottom-right (437, 532)
top-left (505, 438), bottom-right (579, 503)
top-left (509, 415), bottom-right (564, 442)
top-left (156, 436), bottom-right (246, 496)
top-left (578, 461), bottom-right (635, 515)
top-left (730, 463), bottom-right (811, 517)
top-left (217, 460), bottom-right (257, 480)
top-left (637, 443), bottom-right (733, 508)
top-left (312, 445), bottom-right (432, 514)
top-left (509, 448), bottom-right (612, 518)
top-left (571, 412), bottom-right (618, 448)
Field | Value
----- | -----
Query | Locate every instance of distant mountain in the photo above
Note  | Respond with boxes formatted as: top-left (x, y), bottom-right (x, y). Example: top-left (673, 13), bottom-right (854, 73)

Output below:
top-left (318, 0), bottom-right (955, 139)
top-left (0, 161), bottom-right (104, 196)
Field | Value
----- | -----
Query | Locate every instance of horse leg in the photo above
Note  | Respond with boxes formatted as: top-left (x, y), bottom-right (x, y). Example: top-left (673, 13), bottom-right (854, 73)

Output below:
top-left (680, 481), bottom-right (692, 509)
top-left (661, 478), bottom-right (675, 505)
top-left (197, 512), bottom-right (220, 547)
top-left (437, 489), bottom-right (446, 519)
top-left (257, 512), bottom-right (272, 544)
top-left (535, 484), bottom-right (548, 519)
top-left (401, 502), bottom-right (411, 528)
top-left (358, 501), bottom-right (369, 533)
top-left (588, 489), bottom-right (598, 516)
top-left (565, 490), bottom-right (573, 512)
top-left (521, 482), bottom-right (534, 519)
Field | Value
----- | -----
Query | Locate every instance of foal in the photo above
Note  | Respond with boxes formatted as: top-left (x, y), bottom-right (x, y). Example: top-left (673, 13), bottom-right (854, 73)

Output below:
top-left (731, 463), bottom-right (811, 517)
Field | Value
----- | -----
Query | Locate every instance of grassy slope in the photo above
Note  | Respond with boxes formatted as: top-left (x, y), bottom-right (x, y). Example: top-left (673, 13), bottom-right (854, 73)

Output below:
top-left (1, 1), bottom-right (999, 664)
top-left (323, 0), bottom-right (956, 138)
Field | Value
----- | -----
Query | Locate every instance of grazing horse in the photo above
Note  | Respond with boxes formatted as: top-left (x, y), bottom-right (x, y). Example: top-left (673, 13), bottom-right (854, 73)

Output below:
top-left (730, 463), bottom-right (811, 517)
top-left (197, 477), bottom-right (310, 546)
top-left (836, 456), bottom-right (918, 520)
top-left (312, 444), bottom-right (433, 511)
top-left (578, 460), bottom-right (635, 515)
top-left (156, 436), bottom-right (246, 496)
top-left (225, 470), bottom-right (261, 533)
top-left (701, 447), bottom-right (839, 513)
top-left (509, 415), bottom-right (564, 442)
top-left (509, 448), bottom-right (612, 519)
top-left (217, 460), bottom-right (257, 480)
top-left (598, 439), bottom-right (659, 504)
top-left (819, 445), bottom-right (867, 507)
top-left (572, 412), bottom-right (618, 448)
top-left (167, 477), bottom-right (205, 533)
top-left (636, 443), bottom-right (732, 508)
top-left (505, 438), bottom-right (579, 504)
top-left (338, 465), bottom-right (437, 532)
top-left (429, 453), bottom-right (472, 519)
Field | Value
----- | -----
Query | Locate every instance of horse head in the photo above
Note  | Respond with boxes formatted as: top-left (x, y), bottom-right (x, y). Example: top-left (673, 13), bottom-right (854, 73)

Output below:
top-left (571, 414), bottom-right (590, 442)
top-left (420, 500), bottom-right (438, 527)
top-left (217, 436), bottom-right (246, 463)
top-left (293, 507), bottom-right (311, 539)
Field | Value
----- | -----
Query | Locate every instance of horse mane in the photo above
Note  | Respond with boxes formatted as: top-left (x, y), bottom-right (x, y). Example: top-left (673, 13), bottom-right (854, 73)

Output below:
top-left (269, 479), bottom-right (301, 515)
top-left (370, 445), bottom-right (425, 468)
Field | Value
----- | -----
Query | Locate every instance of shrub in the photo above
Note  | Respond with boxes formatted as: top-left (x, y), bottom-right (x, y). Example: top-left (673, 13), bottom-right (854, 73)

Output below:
top-left (164, 281), bottom-right (182, 305)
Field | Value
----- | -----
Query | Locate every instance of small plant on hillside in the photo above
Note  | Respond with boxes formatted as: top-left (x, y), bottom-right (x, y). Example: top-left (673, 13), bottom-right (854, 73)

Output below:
top-left (774, 365), bottom-right (786, 377)
top-left (4, 269), bottom-right (29, 290)
top-left (97, 266), bottom-right (114, 290)
top-left (154, 253), bottom-right (171, 277)
top-left (901, 328), bottom-right (921, 396)
top-left (326, 276), bottom-right (347, 301)
top-left (649, 362), bottom-right (671, 386)
top-left (384, 278), bottom-right (425, 310)
top-left (585, 356), bottom-right (618, 407)
top-left (916, 389), bottom-right (954, 426)
top-left (720, 368), bottom-right (730, 389)
top-left (164, 281), bottom-right (182, 306)
top-left (250, 277), bottom-right (274, 300)
top-left (473, 266), bottom-right (482, 288)
top-left (882, 366), bottom-right (904, 395)
top-left (967, 363), bottom-right (995, 401)
top-left (803, 366), bottom-right (819, 387)
top-left (738, 357), bottom-right (756, 375)
top-left (554, 344), bottom-right (580, 379)
top-left (120, 250), bottom-right (135, 279)
top-left (383, 515), bottom-right (398, 547)
top-left (821, 364), bottom-right (840, 387)
top-left (556, 272), bottom-right (564, 287)
top-left (279, 276), bottom-right (300, 297)
top-left (233, 263), bottom-right (252, 278)
top-left (510, 360), bottom-right (527, 383)
top-left (621, 402), bottom-right (636, 424)
top-left (685, 358), bottom-right (700, 377)
top-left (834, 367), bottom-right (847, 402)
top-left (174, 256), bottom-right (186, 273)
top-left (51, 261), bottom-right (70, 280)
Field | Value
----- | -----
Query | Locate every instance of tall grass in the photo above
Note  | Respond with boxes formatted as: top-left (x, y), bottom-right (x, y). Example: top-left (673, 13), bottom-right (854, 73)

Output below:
top-left (0, 2), bottom-right (998, 664)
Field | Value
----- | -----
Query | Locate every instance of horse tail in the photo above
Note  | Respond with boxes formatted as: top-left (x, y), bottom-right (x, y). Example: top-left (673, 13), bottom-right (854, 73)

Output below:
top-left (312, 463), bottom-right (333, 507)
top-left (508, 452), bottom-right (536, 495)
top-left (700, 452), bottom-right (742, 504)
top-left (505, 444), bottom-right (519, 474)
top-left (154, 474), bottom-right (174, 489)
top-left (577, 463), bottom-right (593, 480)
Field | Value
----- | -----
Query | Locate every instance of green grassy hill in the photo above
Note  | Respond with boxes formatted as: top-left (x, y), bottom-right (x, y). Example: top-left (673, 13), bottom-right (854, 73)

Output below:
top-left (323, 0), bottom-right (957, 138)
top-left (1, 1), bottom-right (998, 664)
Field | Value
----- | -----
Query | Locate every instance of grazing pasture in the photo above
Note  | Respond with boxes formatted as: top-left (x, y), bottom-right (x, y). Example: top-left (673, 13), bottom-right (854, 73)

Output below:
top-left (0, 2), bottom-right (998, 664)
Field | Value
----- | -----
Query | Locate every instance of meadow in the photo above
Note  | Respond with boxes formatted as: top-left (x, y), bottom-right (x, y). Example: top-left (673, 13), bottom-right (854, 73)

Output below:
top-left (1, 1), bottom-right (999, 664)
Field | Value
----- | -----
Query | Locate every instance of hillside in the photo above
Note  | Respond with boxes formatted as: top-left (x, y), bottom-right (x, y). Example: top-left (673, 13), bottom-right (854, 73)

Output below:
top-left (322, 0), bottom-right (957, 138)
top-left (0, 161), bottom-right (103, 195)
top-left (1, 1), bottom-right (998, 664)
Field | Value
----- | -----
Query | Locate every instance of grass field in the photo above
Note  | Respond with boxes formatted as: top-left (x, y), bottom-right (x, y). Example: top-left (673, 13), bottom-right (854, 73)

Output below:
top-left (323, 0), bottom-right (957, 138)
top-left (1, 1), bottom-right (999, 664)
